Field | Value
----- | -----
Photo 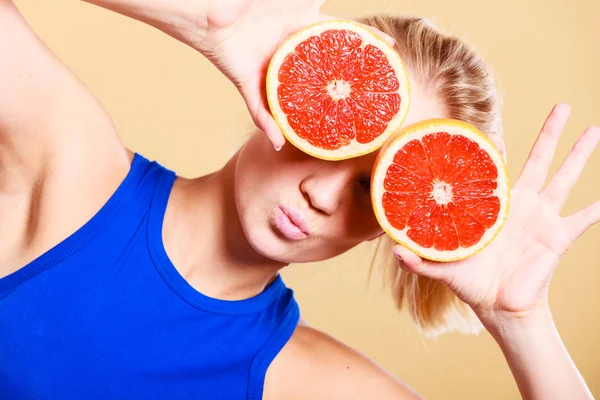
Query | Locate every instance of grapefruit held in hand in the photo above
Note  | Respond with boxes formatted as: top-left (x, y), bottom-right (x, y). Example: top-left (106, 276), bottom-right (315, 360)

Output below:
top-left (371, 119), bottom-right (510, 262)
top-left (266, 20), bottom-right (410, 160)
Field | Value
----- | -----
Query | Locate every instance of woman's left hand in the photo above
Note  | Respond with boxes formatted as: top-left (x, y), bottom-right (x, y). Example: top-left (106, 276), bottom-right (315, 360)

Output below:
top-left (393, 103), bottom-right (600, 330)
top-left (188, 0), bottom-right (395, 150)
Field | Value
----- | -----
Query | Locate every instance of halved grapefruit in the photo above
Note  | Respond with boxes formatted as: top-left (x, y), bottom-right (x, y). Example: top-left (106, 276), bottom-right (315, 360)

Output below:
top-left (371, 119), bottom-right (510, 261)
top-left (266, 20), bottom-right (410, 160)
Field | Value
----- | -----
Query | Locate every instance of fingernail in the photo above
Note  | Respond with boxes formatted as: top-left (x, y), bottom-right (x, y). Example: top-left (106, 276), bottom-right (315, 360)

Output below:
top-left (392, 246), bottom-right (403, 260)
top-left (274, 145), bottom-right (283, 152)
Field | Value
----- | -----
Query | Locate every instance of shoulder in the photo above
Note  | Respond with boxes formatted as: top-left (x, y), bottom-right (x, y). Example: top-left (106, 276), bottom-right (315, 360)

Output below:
top-left (263, 320), bottom-right (424, 400)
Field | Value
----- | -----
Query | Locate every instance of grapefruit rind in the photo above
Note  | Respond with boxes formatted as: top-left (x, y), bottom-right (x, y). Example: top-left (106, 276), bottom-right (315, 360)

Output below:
top-left (371, 119), bottom-right (510, 262)
top-left (266, 20), bottom-right (411, 161)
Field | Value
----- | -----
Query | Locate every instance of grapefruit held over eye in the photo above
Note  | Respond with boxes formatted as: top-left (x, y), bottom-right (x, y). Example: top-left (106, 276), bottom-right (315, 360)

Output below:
top-left (371, 119), bottom-right (510, 262)
top-left (266, 20), bottom-right (410, 160)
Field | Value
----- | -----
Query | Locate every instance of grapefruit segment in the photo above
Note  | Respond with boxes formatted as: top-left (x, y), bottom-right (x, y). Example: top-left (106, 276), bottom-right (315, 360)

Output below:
top-left (454, 196), bottom-right (501, 229)
top-left (422, 132), bottom-right (453, 180)
top-left (372, 119), bottom-right (510, 261)
top-left (392, 140), bottom-right (434, 181)
top-left (447, 203), bottom-right (487, 248)
top-left (383, 192), bottom-right (429, 230)
top-left (267, 20), bottom-right (410, 160)
top-left (433, 206), bottom-right (460, 251)
top-left (278, 53), bottom-right (324, 85)
top-left (383, 164), bottom-right (433, 193)
top-left (351, 92), bottom-right (401, 122)
top-left (453, 180), bottom-right (497, 197)
top-left (406, 200), bottom-right (438, 249)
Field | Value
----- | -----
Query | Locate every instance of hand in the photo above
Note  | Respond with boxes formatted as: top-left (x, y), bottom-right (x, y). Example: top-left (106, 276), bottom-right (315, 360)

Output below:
top-left (190, 0), bottom-right (394, 150)
top-left (392, 103), bottom-right (600, 330)
top-left (192, 0), bottom-right (326, 149)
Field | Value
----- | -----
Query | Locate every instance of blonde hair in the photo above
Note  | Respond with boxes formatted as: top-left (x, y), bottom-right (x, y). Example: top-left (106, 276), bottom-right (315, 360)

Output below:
top-left (359, 15), bottom-right (503, 336)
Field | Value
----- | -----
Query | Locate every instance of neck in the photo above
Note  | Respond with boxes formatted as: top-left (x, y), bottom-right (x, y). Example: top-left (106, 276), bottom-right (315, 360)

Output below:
top-left (165, 153), bottom-right (286, 301)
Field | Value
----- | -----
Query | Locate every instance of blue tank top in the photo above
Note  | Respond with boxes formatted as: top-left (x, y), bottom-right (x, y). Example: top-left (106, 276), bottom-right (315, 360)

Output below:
top-left (0, 154), bottom-right (300, 400)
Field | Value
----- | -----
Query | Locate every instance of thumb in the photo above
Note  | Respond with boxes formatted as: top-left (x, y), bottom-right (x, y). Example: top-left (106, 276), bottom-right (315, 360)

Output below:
top-left (240, 79), bottom-right (286, 150)
top-left (392, 244), bottom-right (444, 281)
top-left (255, 106), bottom-right (286, 150)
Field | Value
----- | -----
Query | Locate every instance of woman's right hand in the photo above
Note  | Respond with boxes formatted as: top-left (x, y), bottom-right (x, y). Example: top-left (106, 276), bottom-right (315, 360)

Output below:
top-left (189, 0), bottom-right (395, 150)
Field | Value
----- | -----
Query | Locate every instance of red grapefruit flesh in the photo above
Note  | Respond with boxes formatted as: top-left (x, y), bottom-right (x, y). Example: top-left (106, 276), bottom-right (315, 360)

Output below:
top-left (371, 119), bottom-right (510, 261)
top-left (267, 20), bottom-right (410, 160)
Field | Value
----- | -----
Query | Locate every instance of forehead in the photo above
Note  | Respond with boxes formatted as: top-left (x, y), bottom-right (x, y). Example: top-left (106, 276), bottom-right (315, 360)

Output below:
top-left (402, 78), bottom-right (448, 126)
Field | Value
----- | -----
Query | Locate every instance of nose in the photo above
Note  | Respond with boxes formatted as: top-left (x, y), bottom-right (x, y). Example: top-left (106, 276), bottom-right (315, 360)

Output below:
top-left (300, 163), bottom-right (354, 216)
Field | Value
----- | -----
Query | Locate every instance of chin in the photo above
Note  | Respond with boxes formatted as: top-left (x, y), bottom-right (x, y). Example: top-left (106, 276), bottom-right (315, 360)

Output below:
top-left (238, 215), bottom-right (289, 263)
top-left (241, 223), bottom-right (310, 264)
top-left (246, 226), bottom-right (352, 265)
top-left (255, 238), bottom-right (307, 264)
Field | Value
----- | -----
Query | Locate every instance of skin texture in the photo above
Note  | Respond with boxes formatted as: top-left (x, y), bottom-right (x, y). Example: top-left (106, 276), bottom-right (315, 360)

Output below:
top-left (1, 0), bottom-right (597, 399)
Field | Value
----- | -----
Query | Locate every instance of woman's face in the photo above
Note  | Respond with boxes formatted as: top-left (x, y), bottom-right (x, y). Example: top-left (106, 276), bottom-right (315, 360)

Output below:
top-left (235, 81), bottom-right (447, 263)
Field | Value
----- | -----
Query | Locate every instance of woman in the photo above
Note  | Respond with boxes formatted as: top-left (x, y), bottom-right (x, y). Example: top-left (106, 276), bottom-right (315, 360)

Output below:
top-left (0, 0), bottom-right (597, 399)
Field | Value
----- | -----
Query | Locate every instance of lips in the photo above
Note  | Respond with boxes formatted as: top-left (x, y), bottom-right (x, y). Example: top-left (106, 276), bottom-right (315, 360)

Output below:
top-left (280, 206), bottom-right (310, 234)
top-left (274, 206), bottom-right (310, 240)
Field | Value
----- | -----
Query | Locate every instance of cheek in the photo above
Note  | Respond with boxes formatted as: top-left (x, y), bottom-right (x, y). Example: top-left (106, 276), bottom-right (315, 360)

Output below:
top-left (234, 137), bottom-right (309, 223)
top-left (235, 139), bottom-right (271, 223)
top-left (353, 209), bottom-right (383, 239)
top-left (236, 135), bottom-right (285, 192)
top-left (328, 204), bottom-right (383, 247)
top-left (306, 212), bottom-right (382, 262)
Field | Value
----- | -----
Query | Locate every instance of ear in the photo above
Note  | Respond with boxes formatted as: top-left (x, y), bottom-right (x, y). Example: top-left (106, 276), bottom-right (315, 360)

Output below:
top-left (488, 132), bottom-right (507, 163)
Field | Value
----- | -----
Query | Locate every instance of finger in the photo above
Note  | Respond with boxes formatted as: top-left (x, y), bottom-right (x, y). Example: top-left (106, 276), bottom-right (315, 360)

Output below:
top-left (392, 245), bottom-right (445, 280)
top-left (241, 79), bottom-right (286, 150)
top-left (256, 107), bottom-right (286, 150)
top-left (488, 132), bottom-right (507, 163)
top-left (517, 103), bottom-right (571, 192)
top-left (543, 126), bottom-right (600, 211)
top-left (565, 199), bottom-right (600, 242)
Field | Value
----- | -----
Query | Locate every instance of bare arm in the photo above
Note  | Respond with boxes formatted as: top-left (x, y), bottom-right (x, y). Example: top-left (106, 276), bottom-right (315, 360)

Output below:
top-left (0, 0), bottom-right (130, 274)
top-left (80, 0), bottom-right (393, 150)
top-left (80, 0), bottom-right (202, 49)
top-left (265, 324), bottom-right (424, 400)
top-left (79, 0), bottom-right (303, 149)
top-left (0, 0), bottom-right (124, 155)
top-left (489, 310), bottom-right (594, 400)
top-left (266, 314), bottom-right (593, 400)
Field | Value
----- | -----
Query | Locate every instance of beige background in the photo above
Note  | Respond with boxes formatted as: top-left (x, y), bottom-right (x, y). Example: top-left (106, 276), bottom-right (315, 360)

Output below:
top-left (15, 0), bottom-right (599, 398)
